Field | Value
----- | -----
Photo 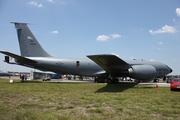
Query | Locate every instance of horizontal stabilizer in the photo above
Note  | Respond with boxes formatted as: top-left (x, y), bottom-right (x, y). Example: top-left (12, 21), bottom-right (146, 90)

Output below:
top-left (0, 51), bottom-right (37, 63)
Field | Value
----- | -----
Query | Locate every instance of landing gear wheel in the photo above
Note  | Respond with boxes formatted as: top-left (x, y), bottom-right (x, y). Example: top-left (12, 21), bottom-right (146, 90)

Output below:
top-left (113, 78), bottom-right (119, 84)
top-left (153, 79), bottom-right (159, 82)
top-left (107, 78), bottom-right (112, 84)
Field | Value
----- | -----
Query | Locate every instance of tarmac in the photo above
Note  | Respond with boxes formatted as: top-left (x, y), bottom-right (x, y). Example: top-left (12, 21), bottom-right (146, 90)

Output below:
top-left (0, 76), bottom-right (170, 87)
top-left (44, 78), bottom-right (170, 87)
top-left (51, 79), bottom-right (170, 87)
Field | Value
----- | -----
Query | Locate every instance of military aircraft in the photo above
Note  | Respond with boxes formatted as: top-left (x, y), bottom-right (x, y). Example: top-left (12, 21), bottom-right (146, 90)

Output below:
top-left (0, 22), bottom-right (172, 83)
top-left (0, 70), bottom-right (13, 77)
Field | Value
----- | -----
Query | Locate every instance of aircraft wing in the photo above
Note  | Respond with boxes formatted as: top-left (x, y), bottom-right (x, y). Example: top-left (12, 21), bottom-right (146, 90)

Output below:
top-left (0, 51), bottom-right (37, 63)
top-left (87, 54), bottom-right (128, 74)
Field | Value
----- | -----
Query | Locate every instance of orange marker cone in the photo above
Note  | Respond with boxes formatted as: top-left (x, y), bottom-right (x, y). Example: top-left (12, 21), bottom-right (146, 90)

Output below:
top-left (156, 83), bottom-right (158, 88)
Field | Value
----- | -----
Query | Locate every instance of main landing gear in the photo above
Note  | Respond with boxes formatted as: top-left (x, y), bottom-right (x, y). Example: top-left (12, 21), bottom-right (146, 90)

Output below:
top-left (153, 78), bottom-right (159, 82)
top-left (94, 77), bottom-right (119, 84)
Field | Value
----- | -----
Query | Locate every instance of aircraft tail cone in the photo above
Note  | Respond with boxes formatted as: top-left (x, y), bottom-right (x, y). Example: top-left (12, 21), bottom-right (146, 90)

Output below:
top-left (156, 83), bottom-right (158, 88)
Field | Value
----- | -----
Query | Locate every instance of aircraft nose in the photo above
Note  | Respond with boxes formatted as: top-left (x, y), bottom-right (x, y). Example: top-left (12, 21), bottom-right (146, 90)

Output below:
top-left (169, 68), bottom-right (173, 73)
top-left (166, 65), bottom-right (172, 73)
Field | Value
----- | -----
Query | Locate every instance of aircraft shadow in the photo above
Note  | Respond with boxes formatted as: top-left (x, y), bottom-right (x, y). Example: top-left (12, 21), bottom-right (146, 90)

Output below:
top-left (95, 82), bottom-right (138, 93)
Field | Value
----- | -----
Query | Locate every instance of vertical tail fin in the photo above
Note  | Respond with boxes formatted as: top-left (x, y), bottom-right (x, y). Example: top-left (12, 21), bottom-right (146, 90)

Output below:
top-left (11, 22), bottom-right (52, 57)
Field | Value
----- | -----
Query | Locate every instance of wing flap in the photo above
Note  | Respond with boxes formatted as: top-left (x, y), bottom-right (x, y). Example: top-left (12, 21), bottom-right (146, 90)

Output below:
top-left (0, 51), bottom-right (37, 63)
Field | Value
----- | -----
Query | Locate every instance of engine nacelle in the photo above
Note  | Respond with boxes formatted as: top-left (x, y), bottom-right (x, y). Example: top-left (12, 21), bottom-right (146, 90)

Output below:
top-left (128, 65), bottom-right (157, 81)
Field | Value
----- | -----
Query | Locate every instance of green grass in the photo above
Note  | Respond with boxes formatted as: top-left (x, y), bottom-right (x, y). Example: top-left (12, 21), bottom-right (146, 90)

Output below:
top-left (0, 79), bottom-right (180, 120)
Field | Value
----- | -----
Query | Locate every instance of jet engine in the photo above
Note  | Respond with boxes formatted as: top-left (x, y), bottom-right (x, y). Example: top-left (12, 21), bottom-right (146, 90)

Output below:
top-left (128, 65), bottom-right (157, 81)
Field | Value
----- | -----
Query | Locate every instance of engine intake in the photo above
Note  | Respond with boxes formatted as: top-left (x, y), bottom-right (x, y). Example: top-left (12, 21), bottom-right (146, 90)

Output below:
top-left (128, 65), bottom-right (157, 81)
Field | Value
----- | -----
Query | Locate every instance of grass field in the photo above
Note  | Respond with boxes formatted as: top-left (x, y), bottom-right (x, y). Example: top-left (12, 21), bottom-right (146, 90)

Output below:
top-left (0, 79), bottom-right (180, 120)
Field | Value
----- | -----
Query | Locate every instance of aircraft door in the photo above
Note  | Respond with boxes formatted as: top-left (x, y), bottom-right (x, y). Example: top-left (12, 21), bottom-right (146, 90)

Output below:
top-left (76, 61), bottom-right (80, 67)
top-left (4, 56), bottom-right (10, 63)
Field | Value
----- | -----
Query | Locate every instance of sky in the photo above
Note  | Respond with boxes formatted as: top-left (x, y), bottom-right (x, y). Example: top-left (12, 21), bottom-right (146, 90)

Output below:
top-left (0, 0), bottom-right (180, 75)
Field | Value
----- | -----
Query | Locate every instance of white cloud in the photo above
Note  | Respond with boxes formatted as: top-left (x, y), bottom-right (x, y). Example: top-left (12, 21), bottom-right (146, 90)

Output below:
top-left (158, 42), bottom-right (163, 45)
top-left (110, 33), bottom-right (121, 39)
top-left (158, 48), bottom-right (162, 50)
top-left (27, 1), bottom-right (43, 7)
top-left (149, 25), bottom-right (177, 35)
top-left (97, 33), bottom-right (121, 41)
top-left (51, 30), bottom-right (58, 34)
top-left (47, 0), bottom-right (54, 3)
top-left (130, 56), bottom-right (135, 60)
top-left (173, 19), bottom-right (176, 23)
top-left (176, 8), bottom-right (180, 17)
top-left (38, 4), bottom-right (42, 7)
top-left (150, 59), bottom-right (155, 62)
top-left (96, 35), bottom-right (109, 41)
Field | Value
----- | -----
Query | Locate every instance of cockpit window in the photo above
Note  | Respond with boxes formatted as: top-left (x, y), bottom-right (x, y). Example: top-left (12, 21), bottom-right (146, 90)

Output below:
top-left (166, 65), bottom-right (172, 72)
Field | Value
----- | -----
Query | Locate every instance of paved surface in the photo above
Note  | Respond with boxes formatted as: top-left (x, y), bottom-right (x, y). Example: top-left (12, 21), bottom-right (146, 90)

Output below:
top-left (0, 76), bottom-right (170, 87)
top-left (46, 79), bottom-right (170, 87)
top-left (47, 79), bottom-right (94, 83)
top-left (138, 82), bottom-right (170, 87)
